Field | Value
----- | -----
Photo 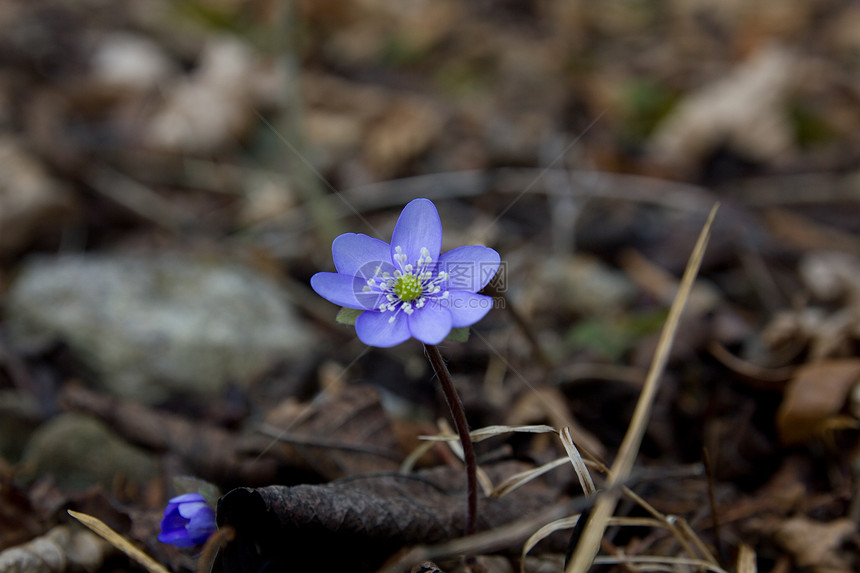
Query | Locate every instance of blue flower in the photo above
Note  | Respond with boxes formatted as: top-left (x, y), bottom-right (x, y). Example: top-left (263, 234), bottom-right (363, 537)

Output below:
top-left (157, 493), bottom-right (217, 547)
top-left (311, 198), bottom-right (500, 347)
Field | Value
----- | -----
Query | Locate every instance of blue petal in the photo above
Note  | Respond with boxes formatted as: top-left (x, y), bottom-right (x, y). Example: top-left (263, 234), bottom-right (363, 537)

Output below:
top-left (186, 508), bottom-right (217, 543)
top-left (158, 529), bottom-right (196, 547)
top-left (177, 501), bottom-right (208, 519)
top-left (390, 198), bottom-right (442, 269)
top-left (445, 291), bottom-right (494, 327)
top-left (408, 301), bottom-right (452, 344)
top-left (160, 511), bottom-right (186, 533)
top-left (438, 246), bottom-right (500, 292)
top-left (311, 272), bottom-right (383, 310)
top-left (332, 233), bottom-right (392, 276)
top-left (355, 311), bottom-right (411, 347)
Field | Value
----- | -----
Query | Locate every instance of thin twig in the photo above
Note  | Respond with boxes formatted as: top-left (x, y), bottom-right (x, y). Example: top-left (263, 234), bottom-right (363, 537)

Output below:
top-left (424, 344), bottom-right (478, 537)
top-left (256, 423), bottom-right (401, 460)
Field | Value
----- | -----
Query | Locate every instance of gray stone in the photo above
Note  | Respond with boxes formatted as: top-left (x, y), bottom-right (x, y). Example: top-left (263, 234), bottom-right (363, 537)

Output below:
top-left (20, 413), bottom-right (157, 492)
top-left (5, 254), bottom-right (313, 402)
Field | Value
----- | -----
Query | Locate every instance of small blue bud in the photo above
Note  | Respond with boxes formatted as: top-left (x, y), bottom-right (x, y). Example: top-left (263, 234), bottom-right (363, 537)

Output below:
top-left (157, 493), bottom-right (217, 547)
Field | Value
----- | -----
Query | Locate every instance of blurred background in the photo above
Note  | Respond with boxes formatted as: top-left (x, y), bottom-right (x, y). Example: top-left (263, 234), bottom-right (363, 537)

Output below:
top-left (1, 1), bottom-right (860, 572)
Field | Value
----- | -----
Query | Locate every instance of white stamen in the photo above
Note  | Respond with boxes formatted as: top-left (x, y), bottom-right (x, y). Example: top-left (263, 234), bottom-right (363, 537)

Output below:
top-left (372, 244), bottom-right (458, 322)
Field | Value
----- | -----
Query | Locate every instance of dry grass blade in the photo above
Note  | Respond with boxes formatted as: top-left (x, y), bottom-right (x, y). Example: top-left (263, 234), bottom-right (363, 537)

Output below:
top-left (560, 427), bottom-right (597, 497)
top-left (521, 514), bottom-right (580, 567)
top-left (400, 439), bottom-right (437, 474)
top-left (736, 544), bottom-right (757, 573)
top-left (469, 424), bottom-right (558, 441)
top-left (375, 499), bottom-right (580, 573)
top-left (490, 457), bottom-right (570, 498)
top-left (67, 510), bottom-right (170, 573)
top-left (564, 203), bottom-right (720, 573)
top-left (620, 485), bottom-right (717, 565)
top-left (418, 424), bottom-right (558, 443)
top-left (436, 419), bottom-right (495, 495)
top-left (520, 515), bottom-right (668, 572)
top-left (676, 515), bottom-right (720, 565)
top-left (414, 423), bottom-right (558, 493)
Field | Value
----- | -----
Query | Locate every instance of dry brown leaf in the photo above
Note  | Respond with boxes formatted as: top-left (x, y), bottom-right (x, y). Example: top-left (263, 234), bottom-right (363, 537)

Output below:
top-left (0, 478), bottom-right (44, 551)
top-left (146, 38), bottom-right (279, 153)
top-left (619, 249), bottom-right (721, 317)
top-left (213, 462), bottom-right (561, 573)
top-left (649, 45), bottom-right (798, 173)
top-left (763, 209), bottom-right (860, 255)
top-left (0, 137), bottom-right (77, 256)
top-left (259, 384), bottom-right (402, 479)
top-left (776, 359), bottom-right (860, 445)
top-left (771, 517), bottom-right (856, 572)
top-left (364, 98), bottom-right (443, 176)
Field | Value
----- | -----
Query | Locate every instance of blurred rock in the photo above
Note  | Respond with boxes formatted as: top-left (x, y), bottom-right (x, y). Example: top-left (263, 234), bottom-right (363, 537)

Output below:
top-left (0, 525), bottom-right (111, 572)
top-left (0, 137), bottom-right (77, 256)
top-left (89, 32), bottom-right (176, 93)
top-left (799, 250), bottom-right (860, 304)
top-left (5, 253), bottom-right (313, 402)
top-left (20, 413), bottom-right (157, 492)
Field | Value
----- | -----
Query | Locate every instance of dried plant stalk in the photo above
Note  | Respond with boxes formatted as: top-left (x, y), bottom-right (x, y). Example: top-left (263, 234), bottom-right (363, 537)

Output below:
top-left (564, 203), bottom-right (720, 573)
top-left (67, 511), bottom-right (169, 573)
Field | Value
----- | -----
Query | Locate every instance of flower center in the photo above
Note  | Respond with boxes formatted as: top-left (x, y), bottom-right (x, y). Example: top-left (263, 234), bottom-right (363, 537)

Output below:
top-left (363, 246), bottom-right (449, 323)
top-left (393, 274), bottom-right (422, 301)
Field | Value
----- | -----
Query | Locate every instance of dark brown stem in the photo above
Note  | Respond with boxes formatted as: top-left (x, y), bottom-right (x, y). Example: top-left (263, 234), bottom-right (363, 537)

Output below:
top-left (424, 344), bottom-right (478, 537)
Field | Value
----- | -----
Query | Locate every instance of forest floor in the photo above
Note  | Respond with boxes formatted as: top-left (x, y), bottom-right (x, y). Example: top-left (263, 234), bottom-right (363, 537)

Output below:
top-left (1, 1), bottom-right (859, 572)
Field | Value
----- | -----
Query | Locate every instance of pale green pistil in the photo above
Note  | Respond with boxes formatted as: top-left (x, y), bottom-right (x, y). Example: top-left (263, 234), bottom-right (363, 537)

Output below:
top-left (394, 274), bottom-right (422, 301)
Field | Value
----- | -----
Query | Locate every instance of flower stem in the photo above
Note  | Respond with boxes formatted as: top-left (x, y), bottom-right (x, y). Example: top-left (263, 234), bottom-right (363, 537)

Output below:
top-left (424, 344), bottom-right (478, 537)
